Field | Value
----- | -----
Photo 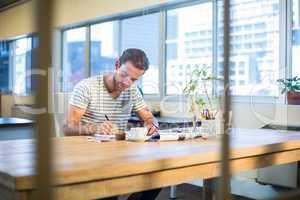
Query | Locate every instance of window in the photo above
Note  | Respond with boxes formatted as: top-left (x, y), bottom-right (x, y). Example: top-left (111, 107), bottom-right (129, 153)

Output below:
top-left (0, 37), bottom-right (34, 95)
top-left (239, 80), bottom-right (245, 85)
top-left (90, 21), bottom-right (119, 76)
top-left (13, 37), bottom-right (32, 95)
top-left (244, 24), bottom-right (252, 31)
top-left (218, 0), bottom-right (280, 96)
top-left (293, 0), bottom-right (300, 76)
top-left (58, 0), bottom-right (294, 102)
top-left (167, 43), bottom-right (178, 60)
top-left (239, 70), bottom-right (245, 75)
top-left (121, 13), bottom-right (160, 94)
top-left (166, 3), bottom-right (213, 95)
top-left (239, 62), bottom-right (245, 68)
top-left (0, 41), bottom-right (10, 93)
top-left (62, 27), bottom-right (87, 92)
top-left (62, 15), bottom-right (160, 94)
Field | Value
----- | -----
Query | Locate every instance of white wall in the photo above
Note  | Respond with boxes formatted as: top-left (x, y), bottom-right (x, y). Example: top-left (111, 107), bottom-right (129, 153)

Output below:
top-left (0, 1), bottom-right (35, 40)
top-left (52, 0), bottom-right (173, 28)
top-left (0, 0), bottom-right (173, 39)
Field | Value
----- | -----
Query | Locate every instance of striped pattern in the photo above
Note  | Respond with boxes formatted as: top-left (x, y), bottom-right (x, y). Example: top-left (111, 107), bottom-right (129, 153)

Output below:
top-left (69, 75), bottom-right (147, 131)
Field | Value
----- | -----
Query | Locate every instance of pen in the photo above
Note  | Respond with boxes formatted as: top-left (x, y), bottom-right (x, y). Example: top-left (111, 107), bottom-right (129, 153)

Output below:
top-left (105, 114), bottom-right (110, 121)
top-left (146, 122), bottom-right (159, 135)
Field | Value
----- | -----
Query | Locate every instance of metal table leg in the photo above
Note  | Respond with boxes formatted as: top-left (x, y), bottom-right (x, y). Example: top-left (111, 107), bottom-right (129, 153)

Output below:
top-left (170, 185), bottom-right (177, 199)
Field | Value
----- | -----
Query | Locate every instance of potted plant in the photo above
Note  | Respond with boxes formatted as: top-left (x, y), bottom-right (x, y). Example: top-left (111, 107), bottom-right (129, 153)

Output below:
top-left (277, 76), bottom-right (300, 105)
top-left (183, 66), bottom-right (221, 132)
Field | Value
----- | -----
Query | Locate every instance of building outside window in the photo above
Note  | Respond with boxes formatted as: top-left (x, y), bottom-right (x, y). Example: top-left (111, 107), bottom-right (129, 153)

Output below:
top-left (121, 13), bottom-right (160, 94)
top-left (13, 37), bottom-right (32, 95)
top-left (166, 3), bottom-right (213, 95)
top-left (62, 27), bottom-right (87, 92)
top-left (0, 41), bottom-right (10, 93)
top-left (59, 0), bottom-right (292, 100)
top-left (90, 21), bottom-right (119, 76)
top-left (217, 0), bottom-right (280, 96)
top-left (0, 37), bottom-right (34, 95)
top-left (293, 0), bottom-right (300, 77)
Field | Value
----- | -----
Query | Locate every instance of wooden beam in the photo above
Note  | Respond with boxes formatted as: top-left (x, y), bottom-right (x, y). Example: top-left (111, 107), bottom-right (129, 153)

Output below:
top-left (219, 0), bottom-right (231, 199)
top-left (34, 0), bottom-right (54, 199)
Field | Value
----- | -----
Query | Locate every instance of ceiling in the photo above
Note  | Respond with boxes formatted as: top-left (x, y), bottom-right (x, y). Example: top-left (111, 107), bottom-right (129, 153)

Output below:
top-left (0, 0), bottom-right (24, 11)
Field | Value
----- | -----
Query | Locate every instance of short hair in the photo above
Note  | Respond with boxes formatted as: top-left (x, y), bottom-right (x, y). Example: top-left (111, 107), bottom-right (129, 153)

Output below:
top-left (119, 48), bottom-right (149, 71)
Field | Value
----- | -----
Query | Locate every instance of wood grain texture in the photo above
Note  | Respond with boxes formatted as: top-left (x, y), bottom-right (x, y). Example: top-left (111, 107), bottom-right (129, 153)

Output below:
top-left (51, 149), bottom-right (300, 200)
top-left (0, 128), bottom-right (300, 199)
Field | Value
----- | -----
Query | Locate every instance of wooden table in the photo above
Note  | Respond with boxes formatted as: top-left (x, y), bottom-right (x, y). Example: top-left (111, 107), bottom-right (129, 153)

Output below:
top-left (1, 128), bottom-right (300, 200)
top-left (0, 118), bottom-right (35, 140)
top-left (0, 118), bottom-right (34, 128)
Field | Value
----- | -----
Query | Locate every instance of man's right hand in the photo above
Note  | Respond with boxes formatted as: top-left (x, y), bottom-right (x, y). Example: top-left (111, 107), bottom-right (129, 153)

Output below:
top-left (99, 121), bottom-right (115, 135)
top-left (64, 105), bottom-right (118, 136)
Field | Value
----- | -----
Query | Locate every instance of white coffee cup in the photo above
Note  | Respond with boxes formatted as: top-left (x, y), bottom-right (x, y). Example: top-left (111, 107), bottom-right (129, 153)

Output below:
top-left (127, 127), bottom-right (148, 141)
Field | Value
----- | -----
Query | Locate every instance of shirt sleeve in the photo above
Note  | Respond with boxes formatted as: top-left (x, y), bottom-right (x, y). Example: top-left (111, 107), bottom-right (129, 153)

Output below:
top-left (69, 80), bottom-right (90, 110)
top-left (131, 86), bottom-right (147, 112)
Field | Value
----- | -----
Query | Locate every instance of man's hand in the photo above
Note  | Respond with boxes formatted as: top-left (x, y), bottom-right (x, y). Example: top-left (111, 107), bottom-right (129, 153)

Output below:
top-left (136, 107), bottom-right (159, 136)
top-left (99, 121), bottom-right (115, 135)
top-left (64, 105), bottom-right (88, 136)
top-left (64, 105), bottom-right (118, 136)
top-left (146, 122), bottom-right (159, 136)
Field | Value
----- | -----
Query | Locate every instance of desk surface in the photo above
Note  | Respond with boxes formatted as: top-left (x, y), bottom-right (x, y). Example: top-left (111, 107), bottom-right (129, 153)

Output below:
top-left (1, 128), bottom-right (300, 199)
top-left (0, 117), bottom-right (34, 127)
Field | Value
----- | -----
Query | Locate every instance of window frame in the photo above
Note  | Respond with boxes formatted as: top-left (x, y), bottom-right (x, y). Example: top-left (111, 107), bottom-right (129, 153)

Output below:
top-left (61, 26), bottom-right (89, 92)
top-left (60, 0), bottom-right (210, 96)
top-left (59, 0), bottom-right (294, 104)
top-left (90, 20), bottom-right (120, 76)
top-left (0, 35), bottom-right (34, 96)
top-left (164, 1), bottom-right (214, 97)
top-left (289, 0), bottom-right (300, 79)
top-left (119, 13), bottom-right (161, 95)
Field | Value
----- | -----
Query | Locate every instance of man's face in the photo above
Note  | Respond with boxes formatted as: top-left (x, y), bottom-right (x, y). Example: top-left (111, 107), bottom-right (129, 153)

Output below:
top-left (114, 61), bottom-right (145, 91)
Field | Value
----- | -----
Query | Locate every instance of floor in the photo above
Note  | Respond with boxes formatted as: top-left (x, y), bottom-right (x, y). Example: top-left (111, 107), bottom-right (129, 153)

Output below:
top-left (156, 183), bottom-right (251, 200)
top-left (120, 179), bottom-right (299, 200)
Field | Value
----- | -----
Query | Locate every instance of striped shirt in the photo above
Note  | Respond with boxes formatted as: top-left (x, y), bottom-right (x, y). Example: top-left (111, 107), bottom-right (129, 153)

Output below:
top-left (69, 75), bottom-right (147, 131)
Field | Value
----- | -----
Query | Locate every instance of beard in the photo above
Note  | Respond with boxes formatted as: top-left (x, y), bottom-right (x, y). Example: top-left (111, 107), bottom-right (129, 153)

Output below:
top-left (113, 75), bottom-right (130, 92)
top-left (117, 82), bottom-right (128, 91)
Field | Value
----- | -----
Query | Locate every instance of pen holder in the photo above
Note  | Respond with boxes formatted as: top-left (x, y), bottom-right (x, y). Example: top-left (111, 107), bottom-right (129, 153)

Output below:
top-left (110, 124), bottom-right (125, 140)
top-left (200, 119), bottom-right (217, 137)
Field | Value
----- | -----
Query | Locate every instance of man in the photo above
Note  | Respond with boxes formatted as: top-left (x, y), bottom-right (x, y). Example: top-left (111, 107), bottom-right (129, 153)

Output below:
top-left (64, 48), bottom-right (161, 200)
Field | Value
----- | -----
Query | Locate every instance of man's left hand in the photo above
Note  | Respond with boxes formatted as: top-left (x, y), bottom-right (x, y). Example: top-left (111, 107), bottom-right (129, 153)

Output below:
top-left (146, 120), bottom-right (159, 136)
